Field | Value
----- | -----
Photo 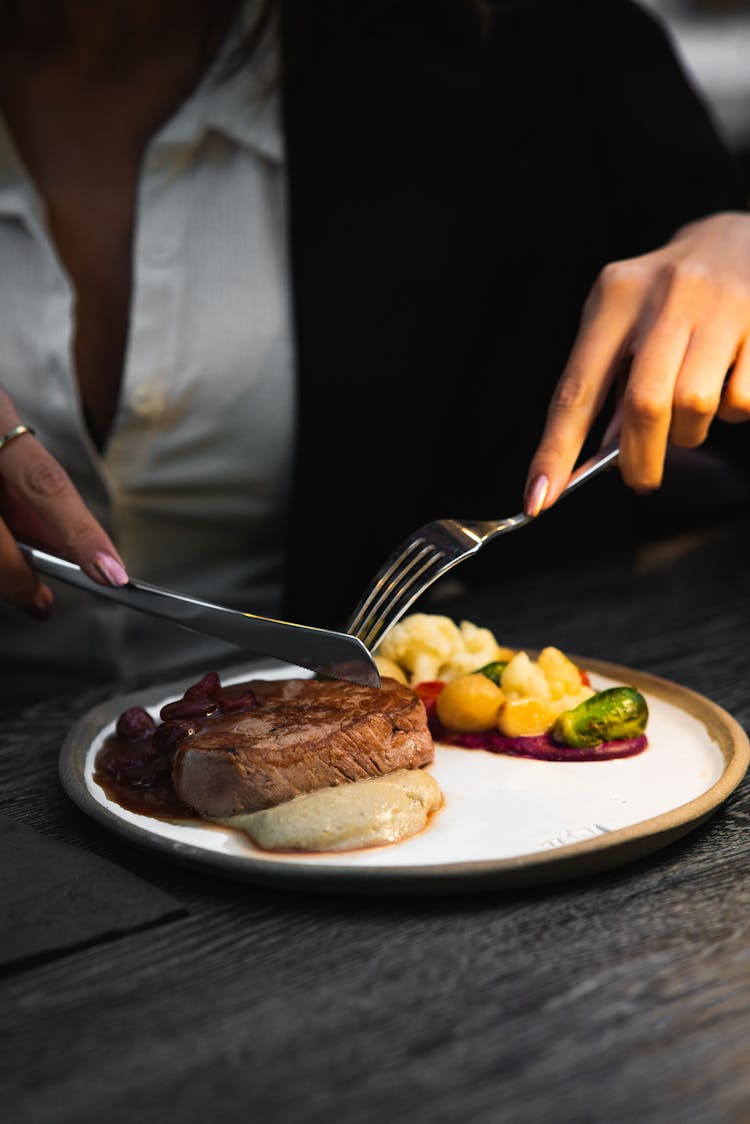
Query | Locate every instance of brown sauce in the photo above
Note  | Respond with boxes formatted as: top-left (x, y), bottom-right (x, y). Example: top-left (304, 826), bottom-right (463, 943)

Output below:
top-left (94, 737), bottom-right (196, 820)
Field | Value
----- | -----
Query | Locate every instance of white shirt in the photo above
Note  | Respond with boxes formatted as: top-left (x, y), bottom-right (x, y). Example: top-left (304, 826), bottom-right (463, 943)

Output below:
top-left (0, 11), bottom-right (296, 703)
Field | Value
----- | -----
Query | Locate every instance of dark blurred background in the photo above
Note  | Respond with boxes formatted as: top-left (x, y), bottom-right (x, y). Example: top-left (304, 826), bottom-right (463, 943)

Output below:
top-left (641, 0), bottom-right (750, 194)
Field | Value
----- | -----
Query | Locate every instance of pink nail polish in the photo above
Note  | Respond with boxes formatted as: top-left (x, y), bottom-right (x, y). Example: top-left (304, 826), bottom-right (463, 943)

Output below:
top-left (524, 474), bottom-right (550, 517)
top-left (94, 552), bottom-right (129, 587)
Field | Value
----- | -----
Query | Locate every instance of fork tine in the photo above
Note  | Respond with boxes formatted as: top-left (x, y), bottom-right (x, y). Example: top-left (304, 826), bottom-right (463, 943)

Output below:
top-left (357, 552), bottom-right (457, 651)
top-left (347, 537), bottom-right (433, 638)
top-left (353, 545), bottom-right (453, 651)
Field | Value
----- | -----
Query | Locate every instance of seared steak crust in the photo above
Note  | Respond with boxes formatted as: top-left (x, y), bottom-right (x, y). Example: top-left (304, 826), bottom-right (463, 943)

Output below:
top-left (172, 677), bottom-right (434, 817)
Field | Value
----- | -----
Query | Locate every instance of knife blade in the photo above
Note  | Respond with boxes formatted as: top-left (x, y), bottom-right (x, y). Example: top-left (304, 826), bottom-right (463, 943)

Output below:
top-left (20, 544), bottom-right (381, 688)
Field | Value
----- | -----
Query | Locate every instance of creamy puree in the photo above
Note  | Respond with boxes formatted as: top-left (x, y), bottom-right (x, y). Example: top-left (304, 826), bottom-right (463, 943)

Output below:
top-left (218, 769), bottom-right (442, 852)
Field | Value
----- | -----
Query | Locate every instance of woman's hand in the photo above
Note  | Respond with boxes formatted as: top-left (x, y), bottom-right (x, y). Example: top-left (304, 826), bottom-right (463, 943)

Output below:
top-left (0, 387), bottom-right (128, 617)
top-left (524, 211), bottom-right (750, 515)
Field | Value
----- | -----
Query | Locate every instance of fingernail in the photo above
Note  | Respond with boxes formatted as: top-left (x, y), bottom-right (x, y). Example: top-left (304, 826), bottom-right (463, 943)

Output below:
top-left (524, 474), bottom-right (549, 517)
top-left (94, 551), bottom-right (129, 587)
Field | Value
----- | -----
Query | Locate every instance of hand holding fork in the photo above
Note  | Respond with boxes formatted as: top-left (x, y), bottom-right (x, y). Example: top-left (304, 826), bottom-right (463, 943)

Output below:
top-left (347, 445), bottom-right (620, 653)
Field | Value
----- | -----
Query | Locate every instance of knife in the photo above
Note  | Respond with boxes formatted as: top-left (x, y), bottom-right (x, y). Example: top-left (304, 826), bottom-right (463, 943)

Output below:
top-left (20, 544), bottom-right (381, 689)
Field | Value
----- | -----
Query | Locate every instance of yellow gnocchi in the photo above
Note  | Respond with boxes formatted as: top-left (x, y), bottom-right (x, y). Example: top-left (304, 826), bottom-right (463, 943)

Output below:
top-left (436, 674), bottom-right (505, 733)
top-left (497, 697), bottom-right (560, 737)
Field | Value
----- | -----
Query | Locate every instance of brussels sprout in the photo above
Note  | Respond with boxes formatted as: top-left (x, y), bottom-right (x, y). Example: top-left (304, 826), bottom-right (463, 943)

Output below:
top-left (473, 660), bottom-right (508, 687)
top-left (553, 686), bottom-right (648, 748)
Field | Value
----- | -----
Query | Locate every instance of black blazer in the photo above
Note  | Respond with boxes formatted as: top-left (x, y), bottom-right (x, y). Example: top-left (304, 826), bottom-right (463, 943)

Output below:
top-left (280, 0), bottom-right (744, 628)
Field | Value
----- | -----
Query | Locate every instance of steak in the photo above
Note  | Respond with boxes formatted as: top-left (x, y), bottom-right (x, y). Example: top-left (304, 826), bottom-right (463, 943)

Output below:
top-left (172, 677), bottom-right (434, 817)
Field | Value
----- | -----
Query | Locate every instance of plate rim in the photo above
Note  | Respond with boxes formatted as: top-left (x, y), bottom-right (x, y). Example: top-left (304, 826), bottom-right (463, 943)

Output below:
top-left (59, 655), bottom-right (750, 893)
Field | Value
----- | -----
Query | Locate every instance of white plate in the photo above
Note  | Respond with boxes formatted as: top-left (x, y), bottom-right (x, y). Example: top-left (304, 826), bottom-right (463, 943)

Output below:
top-left (59, 657), bottom-right (749, 892)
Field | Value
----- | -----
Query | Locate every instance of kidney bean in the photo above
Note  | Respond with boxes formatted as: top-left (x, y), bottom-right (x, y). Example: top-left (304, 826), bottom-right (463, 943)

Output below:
top-left (217, 691), bottom-right (258, 714)
top-left (116, 707), bottom-right (157, 741)
top-left (160, 697), bottom-right (219, 722)
top-left (153, 719), bottom-right (198, 755)
top-left (184, 671), bottom-right (221, 700)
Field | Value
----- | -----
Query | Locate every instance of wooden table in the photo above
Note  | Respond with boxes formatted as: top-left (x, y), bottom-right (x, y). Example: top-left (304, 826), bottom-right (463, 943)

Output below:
top-left (3, 519), bottom-right (750, 1124)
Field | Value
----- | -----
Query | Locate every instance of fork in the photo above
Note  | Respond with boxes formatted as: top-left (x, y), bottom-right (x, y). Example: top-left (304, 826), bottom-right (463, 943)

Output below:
top-left (347, 444), bottom-right (620, 651)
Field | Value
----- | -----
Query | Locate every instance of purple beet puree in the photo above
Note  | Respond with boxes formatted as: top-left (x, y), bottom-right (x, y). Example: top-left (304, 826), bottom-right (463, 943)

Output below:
top-left (428, 715), bottom-right (647, 761)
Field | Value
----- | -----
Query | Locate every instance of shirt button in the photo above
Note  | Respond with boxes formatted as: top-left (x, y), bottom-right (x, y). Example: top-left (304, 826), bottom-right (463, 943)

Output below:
top-left (129, 384), bottom-right (165, 419)
top-left (145, 239), bottom-right (175, 265)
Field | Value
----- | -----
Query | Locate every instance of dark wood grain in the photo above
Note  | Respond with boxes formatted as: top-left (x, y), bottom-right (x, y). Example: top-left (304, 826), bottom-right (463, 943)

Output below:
top-left (3, 520), bottom-right (750, 1124)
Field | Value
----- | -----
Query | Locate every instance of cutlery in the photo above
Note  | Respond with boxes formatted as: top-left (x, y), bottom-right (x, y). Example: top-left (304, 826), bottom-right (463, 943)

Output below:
top-left (21, 544), bottom-right (380, 688)
top-left (347, 444), bottom-right (621, 651)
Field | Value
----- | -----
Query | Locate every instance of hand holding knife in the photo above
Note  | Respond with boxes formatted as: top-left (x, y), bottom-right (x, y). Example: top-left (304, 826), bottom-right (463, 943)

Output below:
top-left (20, 544), bottom-right (381, 689)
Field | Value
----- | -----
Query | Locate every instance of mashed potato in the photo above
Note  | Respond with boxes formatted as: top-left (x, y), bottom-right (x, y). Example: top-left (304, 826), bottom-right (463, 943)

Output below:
top-left (221, 769), bottom-right (442, 852)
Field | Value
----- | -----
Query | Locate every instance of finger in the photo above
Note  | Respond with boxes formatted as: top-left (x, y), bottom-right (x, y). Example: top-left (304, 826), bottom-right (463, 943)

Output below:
top-left (0, 431), bottom-right (129, 586)
top-left (619, 318), bottom-right (692, 492)
top-left (718, 338), bottom-right (750, 423)
top-left (669, 326), bottom-right (738, 447)
top-left (0, 515), bottom-right (53, 617)
top-left (524, 299), bottom-right (636, 514)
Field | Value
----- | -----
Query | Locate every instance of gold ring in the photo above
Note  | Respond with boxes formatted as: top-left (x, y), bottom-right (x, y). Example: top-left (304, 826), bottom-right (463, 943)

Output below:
top-left (0, 424), bottom-right (35, 453)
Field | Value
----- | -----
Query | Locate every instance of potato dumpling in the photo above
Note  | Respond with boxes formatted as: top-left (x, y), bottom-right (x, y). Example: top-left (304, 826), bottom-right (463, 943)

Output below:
top-left (376, 613), bottom-right (464, 685)
top-left (537, 646), bottom-right (584, 699)
top-left (436, 674), bottom-right (505, 732)
top-left (554, 687), bottom-right (596, 714)
top-left (441, 620), bottom-right (504, 680)
top-left (500, 651), bottom-right (551, 702)
top-left (498, 697), bottom-right (560, 737)
top-left (373, 655), bottom-right (408, 685)
top-left (375, 613), bottom-right (503, 685)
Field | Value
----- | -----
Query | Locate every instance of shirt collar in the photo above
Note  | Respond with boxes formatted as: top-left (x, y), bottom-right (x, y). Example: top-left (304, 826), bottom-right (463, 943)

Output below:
top-left (0, 0), bottom-right (283, 203)
top-left (152, 1), bottom-right (283, 165)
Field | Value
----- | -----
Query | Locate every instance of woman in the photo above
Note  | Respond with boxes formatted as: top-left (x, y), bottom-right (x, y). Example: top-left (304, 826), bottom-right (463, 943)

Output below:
top-left (1, 0), bottom-right (748, 702)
